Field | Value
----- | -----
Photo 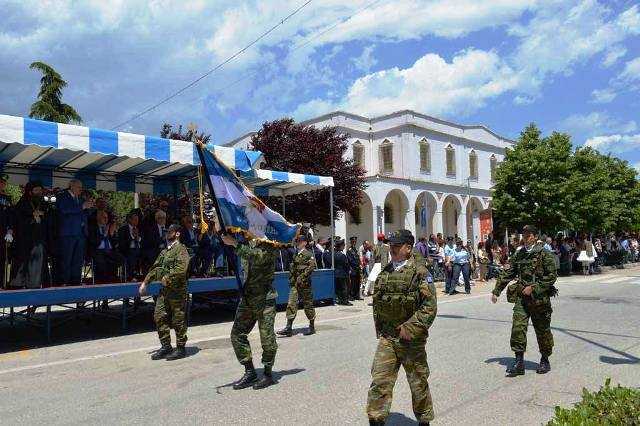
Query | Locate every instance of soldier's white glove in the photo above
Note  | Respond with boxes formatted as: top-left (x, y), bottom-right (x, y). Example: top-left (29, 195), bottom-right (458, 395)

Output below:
top-left (4, 233), bottom-right (13, 243)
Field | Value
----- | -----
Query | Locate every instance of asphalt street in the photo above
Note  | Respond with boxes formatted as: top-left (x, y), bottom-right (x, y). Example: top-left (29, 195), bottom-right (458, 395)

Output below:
top-left (1, 269), bottom-right (639, 425)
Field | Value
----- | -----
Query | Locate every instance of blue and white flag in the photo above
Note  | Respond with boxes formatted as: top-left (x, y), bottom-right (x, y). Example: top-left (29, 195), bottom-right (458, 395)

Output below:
top-left (198, 145), bottom-right (300, 245)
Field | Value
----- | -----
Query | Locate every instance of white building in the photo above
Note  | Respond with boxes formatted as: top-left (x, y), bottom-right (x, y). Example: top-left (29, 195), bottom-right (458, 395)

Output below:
top-left (226, 110), bottom-right (514, 246)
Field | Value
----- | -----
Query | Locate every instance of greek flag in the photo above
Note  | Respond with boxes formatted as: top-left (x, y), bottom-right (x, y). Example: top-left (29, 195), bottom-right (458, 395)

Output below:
top-left (198, 145), bottom-right (300, 245)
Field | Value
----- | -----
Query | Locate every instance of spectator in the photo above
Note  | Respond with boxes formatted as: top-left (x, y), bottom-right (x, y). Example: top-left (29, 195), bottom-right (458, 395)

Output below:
top-left (313, 237), bottom-right (326, 269)
top-left (88, 209), bottom-right (123, 283)
top-left (55, 179), bottom-right (93, 286)
top-left (427, 234), bottom-right (438, 257)
top-left (179, 215), bottom-right (198, 255)
top-left (141, 210), bottom-right (167, 273)
top-left (276, 245), bottom-right (294, 272)
top-left (450, 239), bottom-right (471, 294)
top-left (118, 210), bottom-right (142, 281)
top-left (347, 236), bottom-right (362, 301)
top-left (444, 237), bottom-right (456, 295)
top-left (192, 219), bottom-right (217, 276)
top-left (9, 181), bottom-right (48, 289)
top-left (324, 238), bottom-right (350, 305)
top-left (415, 236), bottom-right (428, 258)
top-left (476, 242), bottom-right (488, 282)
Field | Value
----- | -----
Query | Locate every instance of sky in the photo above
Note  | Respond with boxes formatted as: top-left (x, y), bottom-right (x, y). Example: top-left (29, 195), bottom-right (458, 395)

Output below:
top-left (1, 0), bottom-right (639, 166)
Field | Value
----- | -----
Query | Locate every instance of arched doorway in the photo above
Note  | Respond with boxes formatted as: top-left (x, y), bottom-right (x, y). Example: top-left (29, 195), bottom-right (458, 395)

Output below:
top-left (384, 189), bottom-right (409, 235)
top-left (442, 194), bottom-right (462, 239)
top-left (466, 197), bottom-right (484, 247)
top-left (414, 191), bottom-right (437, 239)
top-left (346, 191), bottom-right (374, 243)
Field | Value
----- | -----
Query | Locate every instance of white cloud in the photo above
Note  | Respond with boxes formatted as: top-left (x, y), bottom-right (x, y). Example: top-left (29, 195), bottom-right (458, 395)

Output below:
top-left (294, 49), bottom-right (518, 118)
top-left (560, 112), bottom-right (637, 136)
top-left (618, 56), bottom-right (640, 83)
top-left (510, 1), bottom-right (640, 96)
top-left (513, 95), bottom-right (535, 105)
top-left (590, 88), bottom-right (617, 103)
top-left (352, 45), bottom-right (377, 72)
top-left (585, 134), bottom-right (640, 153)
top-left (602, 45), bottom-right (627, 67)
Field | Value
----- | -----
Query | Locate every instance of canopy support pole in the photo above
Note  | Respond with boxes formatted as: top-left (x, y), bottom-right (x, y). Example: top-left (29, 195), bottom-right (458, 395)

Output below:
top-left (282, 195), bottom-right (286, 217)
top-left (330, 187), bottom-right (335, 269)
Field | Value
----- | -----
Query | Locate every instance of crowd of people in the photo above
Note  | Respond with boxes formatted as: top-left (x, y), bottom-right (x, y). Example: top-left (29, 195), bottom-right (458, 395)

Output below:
top-left (0, 177), bottom-right (229, 290)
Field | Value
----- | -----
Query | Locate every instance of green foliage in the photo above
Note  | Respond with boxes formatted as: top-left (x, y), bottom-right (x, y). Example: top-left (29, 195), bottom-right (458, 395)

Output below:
top-left (89, 190), bottom-right (134, 224)
top-left (547, 378), bottom-right (640, 426)
top-left (29, 61), bottom-right (82, 124)
top-left (493, 124), bottom-right (573, 233)
top-left (493, 123), bottom-right (640, 234)
top-left (5, 183), bottom-right (22, 204)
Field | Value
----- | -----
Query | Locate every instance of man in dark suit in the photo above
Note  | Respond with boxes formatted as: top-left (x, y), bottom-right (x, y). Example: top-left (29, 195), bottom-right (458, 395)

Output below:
top-left (87, 210), bottom-right (123, 283)
top-left (55, 179), bottom-right (93, 285)
top-left (347, 236), bottom-right (362, 300)
top-left (179, 215), bottom-right (198, 255)
top-left (141, 209), bottom-right (167, 274)
top-left (118, 210), bottom-right (142, 281)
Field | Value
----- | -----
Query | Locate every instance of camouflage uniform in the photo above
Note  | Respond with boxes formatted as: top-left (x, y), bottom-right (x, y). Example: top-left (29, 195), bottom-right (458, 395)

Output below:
top-left (145, 241), bottom-right (190, 348)
top-left (286, 247), bottom-right (316, 322)
top-left (367, 252), bottom-right (438, 424)
top-left (373, 242), bottom-right (390, 269)
top-left (231, 241), bottom-right (278, 368)
top-left (492, 242), bottom-right (556, 356)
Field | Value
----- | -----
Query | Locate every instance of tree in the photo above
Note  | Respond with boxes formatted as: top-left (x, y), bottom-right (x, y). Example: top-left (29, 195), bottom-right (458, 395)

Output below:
top-left (492, 124), bottom-right (573, 234)
top-left (250, 118), bottom-right (367, 227)
top-left (29, 61), bottom-right (82, 124)
top-left (568, 148), bottom-right (640, 233)
top-left (160, 123), bottom-right (211, 144)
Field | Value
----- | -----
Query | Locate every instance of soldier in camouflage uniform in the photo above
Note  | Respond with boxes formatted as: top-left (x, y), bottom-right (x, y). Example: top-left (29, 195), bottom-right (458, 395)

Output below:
top-left (139, 224), bottom-right (191, 361)
top-left (221, 234), bottom-right (279, 390)
top-left (367, 230), bottom-right (437, 426)
top-left (277, 234), bottom-right (317, 337)
top-left (491, 225), bottom-right (557, 376)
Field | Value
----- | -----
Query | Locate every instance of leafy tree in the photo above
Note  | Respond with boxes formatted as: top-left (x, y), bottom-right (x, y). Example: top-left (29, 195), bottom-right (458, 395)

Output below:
top-left (567, 148), bottom-right (640, 233)
top-left (29, 61), bottom-right (82, 124)
top-left (492, 124), bottom-right (573, 234)
top-left (160, 123), bottom-right (211, 144)
top-left (250, 118), bottom-right (367, 226)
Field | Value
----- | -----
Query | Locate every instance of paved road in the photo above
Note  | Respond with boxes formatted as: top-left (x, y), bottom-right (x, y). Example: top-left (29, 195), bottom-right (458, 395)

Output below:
top-left (1, 270), bottom-right (639, 425)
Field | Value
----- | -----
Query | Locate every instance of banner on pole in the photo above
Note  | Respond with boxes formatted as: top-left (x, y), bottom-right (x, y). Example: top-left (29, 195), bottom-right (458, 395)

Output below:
top-left (199, 145), bottom-right (300, 245)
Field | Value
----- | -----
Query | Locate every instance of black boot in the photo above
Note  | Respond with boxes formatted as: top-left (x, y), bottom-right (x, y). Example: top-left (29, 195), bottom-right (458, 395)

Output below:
top-left (506, 352), bottom-right (525, 377)
top-left (536, 356), bottom-right (551, 374)
top-left (303, 319), bottom-right (316, 336)
top-left (165, 345), bottom-right (186, 361)
top-left (151, 345), bottom-right (173, 360)
top-left (369, 419), bottom-right (385, 425)
top-left (233, 361), bottom-right (258, 390)
top-left (418, 423), bottom-right (430, 426)
top-left (276, 319), bottom-right (293, 337)
top-left (253, 366), bottom-right (275, 389)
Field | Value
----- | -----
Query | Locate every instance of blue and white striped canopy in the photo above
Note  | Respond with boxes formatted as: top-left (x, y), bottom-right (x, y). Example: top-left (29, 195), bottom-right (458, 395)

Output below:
top-left (0, 114), bottom-right (262, 194)
top-left (240, 168), bottom-right (334, 197)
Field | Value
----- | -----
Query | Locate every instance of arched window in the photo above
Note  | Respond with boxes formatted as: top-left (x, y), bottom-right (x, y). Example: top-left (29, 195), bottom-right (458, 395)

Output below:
top-left (379, 139), bottom-right (393, 175)
top-left (353, 141), bottom-right (365, 169)
top-left (446, 144), bottom-right (456, 176)
top-left (490, 154), bottom-right (497, 182)
top-left (384, 203), bottom-right (394, 224)
top-left (419, 138), bottom-right (430, 173)
top-left (349, 207), bottom-right (362, 225)
top-left (469, 150), bottom-right (478, 180)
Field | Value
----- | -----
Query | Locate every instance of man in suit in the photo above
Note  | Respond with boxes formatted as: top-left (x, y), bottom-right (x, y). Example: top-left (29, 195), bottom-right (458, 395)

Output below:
top-left (87, 210), bottom-right (123, 283)
top-left (55, 179), bottom-right (93, 285)
top-left (118, 210), bottom-right (142, 281)
top-left (347, 236), bottom-right (363, 301)
top-left (142, 210), bottom-right (167, 274)
top-left (179, 215), bottom-right (198, 255)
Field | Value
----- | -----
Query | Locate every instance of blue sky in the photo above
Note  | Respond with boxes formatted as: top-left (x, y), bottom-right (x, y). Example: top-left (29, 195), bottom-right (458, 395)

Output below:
top-left (1, 0), bottom-right (639, 165)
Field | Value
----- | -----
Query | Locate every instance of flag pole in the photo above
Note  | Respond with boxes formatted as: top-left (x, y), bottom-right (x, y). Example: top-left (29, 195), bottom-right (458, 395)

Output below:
top-left (195, 141), bottom-right (243, 295)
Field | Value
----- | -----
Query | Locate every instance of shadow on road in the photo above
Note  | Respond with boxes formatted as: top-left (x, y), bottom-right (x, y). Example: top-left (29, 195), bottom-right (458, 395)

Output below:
top-left (214, 367), bottom-right (306, 393)
top-left (387, 412), bottom-right (418, 425)
top-left (485, 357), bottom-right (539, 371)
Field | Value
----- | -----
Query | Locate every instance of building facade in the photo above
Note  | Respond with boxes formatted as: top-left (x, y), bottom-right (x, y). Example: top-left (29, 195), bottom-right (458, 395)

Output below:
top-left (226, 110), bottom-right (514, 246)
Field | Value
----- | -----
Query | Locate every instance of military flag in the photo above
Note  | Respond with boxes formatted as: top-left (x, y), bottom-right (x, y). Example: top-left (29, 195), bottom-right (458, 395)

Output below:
top-left (196, 143), bottom-right (300, 245)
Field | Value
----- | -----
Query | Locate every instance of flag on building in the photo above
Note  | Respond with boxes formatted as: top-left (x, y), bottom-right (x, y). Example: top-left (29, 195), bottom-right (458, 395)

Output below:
top-left (197, 144), bottom-right (300, 245)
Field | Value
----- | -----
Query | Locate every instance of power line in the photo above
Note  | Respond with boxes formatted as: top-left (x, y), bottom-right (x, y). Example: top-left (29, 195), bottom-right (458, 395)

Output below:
top-left (186, 0), bottom-right (383, 115)
top-left (111, 0), bottom-right (314, 130)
